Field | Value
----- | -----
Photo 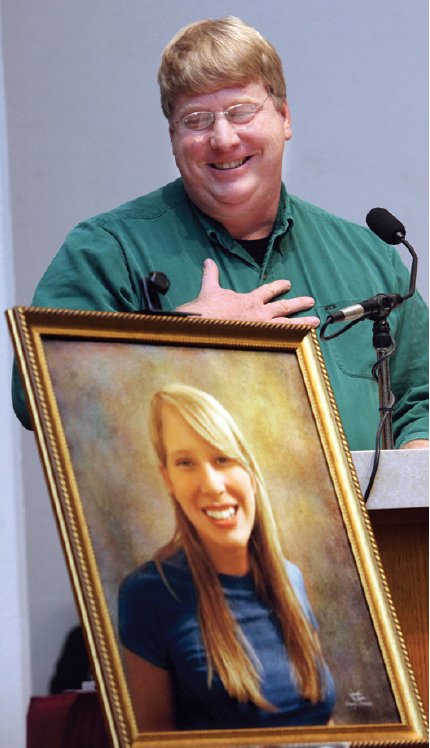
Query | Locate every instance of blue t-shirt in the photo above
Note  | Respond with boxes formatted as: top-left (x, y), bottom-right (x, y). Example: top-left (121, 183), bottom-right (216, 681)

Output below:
top-left (118, 550), bottom-right (336, 730)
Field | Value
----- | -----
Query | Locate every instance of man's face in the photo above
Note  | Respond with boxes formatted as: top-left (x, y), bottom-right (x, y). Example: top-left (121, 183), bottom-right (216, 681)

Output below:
top-left (169, 81), bottom-right (292, 235)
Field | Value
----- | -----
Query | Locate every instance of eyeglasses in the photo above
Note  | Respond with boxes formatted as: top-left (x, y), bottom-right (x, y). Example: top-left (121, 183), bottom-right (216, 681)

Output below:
top-left (174, 94), bottom-right (271, 131)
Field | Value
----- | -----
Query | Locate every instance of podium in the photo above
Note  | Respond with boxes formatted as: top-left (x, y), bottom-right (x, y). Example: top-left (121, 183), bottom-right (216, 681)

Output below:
top-left (352, 449), bottom-right (429, 713)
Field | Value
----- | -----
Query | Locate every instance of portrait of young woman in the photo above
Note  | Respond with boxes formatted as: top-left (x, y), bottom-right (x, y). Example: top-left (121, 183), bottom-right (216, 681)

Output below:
top-left (118, 383), bottom-right (336, 732)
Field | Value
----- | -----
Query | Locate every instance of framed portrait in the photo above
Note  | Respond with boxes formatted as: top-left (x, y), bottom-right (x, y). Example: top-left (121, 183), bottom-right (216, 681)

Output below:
top-left (8, 306), bottom-right (427, 748)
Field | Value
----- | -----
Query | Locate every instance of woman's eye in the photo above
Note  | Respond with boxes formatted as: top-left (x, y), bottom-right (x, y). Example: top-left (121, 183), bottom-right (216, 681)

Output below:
top-left (215, 455), bottom-right (231, 465)
top-left (176, 459), bottom-right (193, 468)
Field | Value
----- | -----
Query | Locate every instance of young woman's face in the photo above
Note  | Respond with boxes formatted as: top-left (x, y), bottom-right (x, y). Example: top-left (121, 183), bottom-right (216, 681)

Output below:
top-left (159, 404), bottom-right (256, 575)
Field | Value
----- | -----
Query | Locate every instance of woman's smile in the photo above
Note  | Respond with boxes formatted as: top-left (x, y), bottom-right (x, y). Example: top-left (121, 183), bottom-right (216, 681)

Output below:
top-left (204, 505), bottom-right (237, 519)
top-left (202, 504), bottom-right (238, 523)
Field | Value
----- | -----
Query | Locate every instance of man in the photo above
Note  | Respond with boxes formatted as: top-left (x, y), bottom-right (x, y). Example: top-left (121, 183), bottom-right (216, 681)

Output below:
top-left (12, 17), bottom-right (428, 451)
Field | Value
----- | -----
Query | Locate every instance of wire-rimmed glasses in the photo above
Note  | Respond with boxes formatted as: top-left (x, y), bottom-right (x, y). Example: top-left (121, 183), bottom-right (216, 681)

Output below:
top-left (174, 94), bottom-right (271, 131)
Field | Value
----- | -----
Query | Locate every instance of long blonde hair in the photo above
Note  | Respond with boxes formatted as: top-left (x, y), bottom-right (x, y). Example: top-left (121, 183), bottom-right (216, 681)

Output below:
top-left (149, 383), bottom-right (322, 708)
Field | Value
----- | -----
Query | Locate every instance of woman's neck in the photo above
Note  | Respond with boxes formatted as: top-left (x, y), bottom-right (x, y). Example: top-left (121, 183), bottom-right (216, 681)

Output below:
top-left (207, 545), bottom-right (250, 576)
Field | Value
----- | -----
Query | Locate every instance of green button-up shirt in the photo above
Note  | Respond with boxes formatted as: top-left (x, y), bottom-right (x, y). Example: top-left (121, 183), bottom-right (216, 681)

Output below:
top-left (12, 179), bottom-right (428, 450)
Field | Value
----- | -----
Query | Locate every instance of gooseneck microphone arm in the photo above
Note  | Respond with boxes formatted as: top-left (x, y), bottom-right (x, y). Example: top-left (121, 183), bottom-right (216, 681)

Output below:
top-left (393, 234), bottom-right (417, 301)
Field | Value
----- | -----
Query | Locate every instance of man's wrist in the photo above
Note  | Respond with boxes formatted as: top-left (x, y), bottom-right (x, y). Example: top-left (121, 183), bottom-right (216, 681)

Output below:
top-left (399, 438), bottom-right (428, 450)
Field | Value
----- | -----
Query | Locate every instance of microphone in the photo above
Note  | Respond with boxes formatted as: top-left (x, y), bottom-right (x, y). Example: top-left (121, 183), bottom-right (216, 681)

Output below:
top-left (327, 293), bottom-right (403, 323)
top-left (140, 271), bottom-right (170, 311)
top-left (366, 207), bottom-right (417, 300)
top-left (366, 207), bottom-right (406, 245)
top-left (322, 207), bottom-right (417, 331)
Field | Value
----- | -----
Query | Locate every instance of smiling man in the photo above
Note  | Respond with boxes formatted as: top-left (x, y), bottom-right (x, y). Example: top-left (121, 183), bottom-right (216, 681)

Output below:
top-left (12, 17), bottom-right (428, 451)
top-left (169, 83), bottom-right (291, 241)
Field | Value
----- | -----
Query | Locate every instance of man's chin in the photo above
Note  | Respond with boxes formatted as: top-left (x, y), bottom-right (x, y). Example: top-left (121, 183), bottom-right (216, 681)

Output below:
top-left (197, 185), bottom-right (257, 212)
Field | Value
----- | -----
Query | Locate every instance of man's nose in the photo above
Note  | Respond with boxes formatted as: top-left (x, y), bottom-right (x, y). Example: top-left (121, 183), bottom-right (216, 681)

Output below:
top-left (200, 463), bottom-right (225, 494)
top-left (209, 113), bottom-right (241, 149)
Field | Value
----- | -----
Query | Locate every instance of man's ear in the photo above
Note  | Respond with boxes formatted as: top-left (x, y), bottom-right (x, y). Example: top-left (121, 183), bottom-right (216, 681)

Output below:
top-left (169, 126), bottom-right (179, 163)
top-left (281, 101), bottom-right (292, 142)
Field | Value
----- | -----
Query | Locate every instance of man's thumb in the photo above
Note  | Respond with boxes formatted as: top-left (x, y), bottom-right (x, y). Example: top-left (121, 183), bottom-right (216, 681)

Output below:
top-left (199, 258), bottom-right (220, 292)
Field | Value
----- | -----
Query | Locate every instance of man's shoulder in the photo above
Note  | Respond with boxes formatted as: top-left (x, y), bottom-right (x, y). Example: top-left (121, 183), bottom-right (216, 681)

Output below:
top-left (288, 193), bottom-right (370, 236)
top-left (286, 192), bottom-right (394, 262)
top-left (79, 178), bottom-right (190, 230)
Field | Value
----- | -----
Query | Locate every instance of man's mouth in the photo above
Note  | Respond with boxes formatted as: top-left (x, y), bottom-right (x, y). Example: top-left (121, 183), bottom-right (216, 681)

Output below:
top-left (203, 506), bottom-right (238, 520)
top-left (210, 156), bottom-right (250, 170)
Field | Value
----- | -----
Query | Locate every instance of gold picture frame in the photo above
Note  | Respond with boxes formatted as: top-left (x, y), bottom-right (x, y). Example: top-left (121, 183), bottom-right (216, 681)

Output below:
top-left (7, 306), bottom-right (427, 748)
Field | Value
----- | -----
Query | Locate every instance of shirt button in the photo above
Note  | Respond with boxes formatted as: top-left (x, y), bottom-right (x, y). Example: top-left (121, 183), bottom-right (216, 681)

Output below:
top-left (262, 274), bottom-right (268, 280)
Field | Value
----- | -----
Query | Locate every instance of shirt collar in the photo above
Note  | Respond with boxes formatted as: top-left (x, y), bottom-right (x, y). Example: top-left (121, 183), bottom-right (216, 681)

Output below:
top-left (188, 182), bottom-right (294, 262)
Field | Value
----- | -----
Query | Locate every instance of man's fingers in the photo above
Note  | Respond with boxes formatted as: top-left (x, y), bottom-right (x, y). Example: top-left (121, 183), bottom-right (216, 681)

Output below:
top-left (182, 263), bottom-right (319, 325)
top-left (270, 296), bottom-right (316, 317)
top-left (271, 316), bottom-right (320, 327)
top-left (254, 279), bottom-right (291, 302)
top-left (269, 295), bottom-right (320, 326)
top-left (199, 258), bottom-right (221, 293)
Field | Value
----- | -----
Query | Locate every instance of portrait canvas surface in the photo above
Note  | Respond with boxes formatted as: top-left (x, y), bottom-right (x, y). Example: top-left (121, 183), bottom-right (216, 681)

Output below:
top-left (7, 307), bottom-right (427, 748)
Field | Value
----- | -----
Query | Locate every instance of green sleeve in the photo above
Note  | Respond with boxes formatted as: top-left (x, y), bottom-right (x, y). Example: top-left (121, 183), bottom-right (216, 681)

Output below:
top-left (389, 249), bottom-right (428, 447)
top-left (32, 221), bottom-right (142, 312)
top-left (12, 221), bottom-right (142, 428)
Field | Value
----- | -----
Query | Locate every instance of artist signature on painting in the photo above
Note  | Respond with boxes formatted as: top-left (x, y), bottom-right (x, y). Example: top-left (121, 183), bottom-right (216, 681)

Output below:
top-left (345, 690), bottom-right (373, 708)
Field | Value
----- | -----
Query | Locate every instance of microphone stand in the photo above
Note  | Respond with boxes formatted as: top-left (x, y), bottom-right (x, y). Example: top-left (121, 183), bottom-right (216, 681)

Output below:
top-left (320, 303), bottom-right (398, 499)
top-left (320, 302), bottom-right (397, 450)
top-left (369, 233), bottom-right (418, 450)
top-left (320, 230), bottom-right (418, 500)
top-left (370, 316), bottom-right (395, 450)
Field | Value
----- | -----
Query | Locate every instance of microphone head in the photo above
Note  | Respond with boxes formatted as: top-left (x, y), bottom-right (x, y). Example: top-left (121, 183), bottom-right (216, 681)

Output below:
top-left (366, 207), bottom-right (406, 245)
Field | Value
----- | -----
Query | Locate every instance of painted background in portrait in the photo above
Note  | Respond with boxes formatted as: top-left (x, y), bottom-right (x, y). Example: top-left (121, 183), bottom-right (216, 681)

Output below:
top-left (43, 339), bottom-right (398, 724)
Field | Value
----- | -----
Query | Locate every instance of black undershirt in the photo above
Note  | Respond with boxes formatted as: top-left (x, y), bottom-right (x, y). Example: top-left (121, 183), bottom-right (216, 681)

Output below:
top-left (236, 235), bottom-right (271, 266)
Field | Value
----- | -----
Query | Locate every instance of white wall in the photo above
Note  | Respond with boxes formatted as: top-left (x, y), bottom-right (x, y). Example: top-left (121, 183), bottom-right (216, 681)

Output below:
top-left (1, 0), bottom-right (428, 697)
top-left (0, 11), bottom-right (30, 746)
